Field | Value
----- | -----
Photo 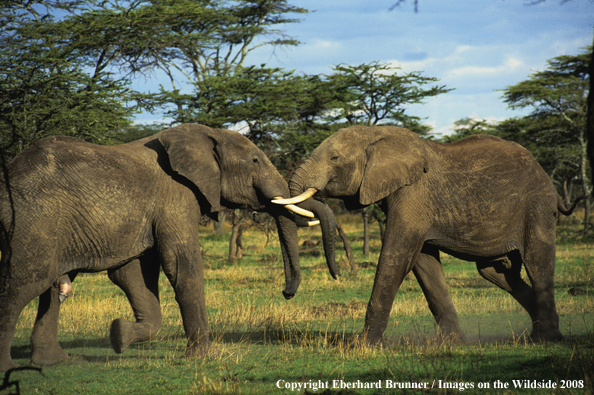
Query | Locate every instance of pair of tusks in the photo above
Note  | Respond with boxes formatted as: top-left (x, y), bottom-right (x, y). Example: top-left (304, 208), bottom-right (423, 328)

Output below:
top-left (272, 188), bottom-right (319, 226)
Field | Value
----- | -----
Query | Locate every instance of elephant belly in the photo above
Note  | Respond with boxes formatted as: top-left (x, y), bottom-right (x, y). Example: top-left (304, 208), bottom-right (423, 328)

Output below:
top-left (9, 188), bottom-right (156, 274)
top-left (61, 214), bottom-right (155, 272)
top-left (424, 218), bottom-right (523, 261)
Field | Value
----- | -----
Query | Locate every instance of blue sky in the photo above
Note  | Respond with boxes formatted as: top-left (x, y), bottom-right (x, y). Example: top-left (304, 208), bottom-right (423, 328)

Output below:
top-left (136, 0), bottom-right (594, 137)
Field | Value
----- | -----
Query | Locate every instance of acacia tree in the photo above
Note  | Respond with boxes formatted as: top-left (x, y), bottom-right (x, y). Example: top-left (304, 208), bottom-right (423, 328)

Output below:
top-left (327, 62), bottom-right (451, 133)
top-left (1, 0), bottom-right (308, 154)
top-left (0, 0), bottom-right (143, 163)
top-left (502, 47), bottom-right (591, 232)
top-left (169, 66), bottom-right (316, 140)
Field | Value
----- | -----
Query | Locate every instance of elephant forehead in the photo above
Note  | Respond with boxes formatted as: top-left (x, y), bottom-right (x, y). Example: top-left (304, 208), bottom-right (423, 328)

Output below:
top-left (314, 132), bottom-right (364, 156)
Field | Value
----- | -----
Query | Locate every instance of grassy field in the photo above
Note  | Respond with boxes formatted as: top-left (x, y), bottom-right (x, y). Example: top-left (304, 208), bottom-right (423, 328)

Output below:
top-left (4, 215), bottom-right (593, 394)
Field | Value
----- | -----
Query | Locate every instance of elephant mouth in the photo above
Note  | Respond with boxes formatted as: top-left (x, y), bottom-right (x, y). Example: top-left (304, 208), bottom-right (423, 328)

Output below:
top-left (272, 188), bottom-right (317, 205)
top-left (272, 188), bottom-right (319, 222)
top-left (272, 192), bottom-right (319, 227)
top-left (272, 188), bottom-right (341, 280)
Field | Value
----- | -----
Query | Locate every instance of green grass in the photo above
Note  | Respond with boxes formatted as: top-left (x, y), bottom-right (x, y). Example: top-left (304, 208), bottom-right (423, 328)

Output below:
top-left (4, 215), bottom-right (594, 394)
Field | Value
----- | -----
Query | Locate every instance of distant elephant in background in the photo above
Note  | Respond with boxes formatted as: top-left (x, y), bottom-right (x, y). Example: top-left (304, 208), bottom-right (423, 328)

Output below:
top-left (276, 125), bottom-right (581, 345)
top-left (0, 124), bottom-right (308, 371)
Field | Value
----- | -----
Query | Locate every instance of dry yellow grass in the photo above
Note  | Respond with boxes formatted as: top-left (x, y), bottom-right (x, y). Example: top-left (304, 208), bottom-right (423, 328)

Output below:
top-left (12, 214), bottom-right (593, 357)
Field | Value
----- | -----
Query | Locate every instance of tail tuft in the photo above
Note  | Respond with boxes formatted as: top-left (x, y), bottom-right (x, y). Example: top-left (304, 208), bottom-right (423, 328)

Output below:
top-left (558, 194), bottom-right (589, 216)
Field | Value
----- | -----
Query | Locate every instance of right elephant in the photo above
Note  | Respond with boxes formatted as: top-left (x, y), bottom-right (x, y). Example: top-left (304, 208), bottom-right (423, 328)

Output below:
top-left (276, 125), bottom-right (583, 344)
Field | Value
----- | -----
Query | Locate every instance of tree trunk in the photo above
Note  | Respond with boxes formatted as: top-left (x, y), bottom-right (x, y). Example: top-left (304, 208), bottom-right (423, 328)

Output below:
top-left (562, 175), bottom-right (571, 208)
top-left (580, 130), bottom-right (591, 235)
top-left (362, 208), bottom-right (370, 257)
top-left (586, 35), bottom-right (594, 194)
top-left (228, 223), bottom-right (243, 262)
top-left (378, 220), bottom-right (385, 241)
top-left (336, 221), bottom-right (356, 273)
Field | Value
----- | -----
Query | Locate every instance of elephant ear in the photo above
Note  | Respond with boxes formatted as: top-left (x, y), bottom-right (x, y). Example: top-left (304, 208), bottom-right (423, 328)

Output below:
top-left (159, 125), bottom-right (224, 213)
top-left (359, 133), bottom-right (428, 205)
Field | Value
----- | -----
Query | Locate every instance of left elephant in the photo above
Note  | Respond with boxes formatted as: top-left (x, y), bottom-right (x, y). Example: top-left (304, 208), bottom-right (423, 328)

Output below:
top-left (0, 124), bottom-right (304, 371)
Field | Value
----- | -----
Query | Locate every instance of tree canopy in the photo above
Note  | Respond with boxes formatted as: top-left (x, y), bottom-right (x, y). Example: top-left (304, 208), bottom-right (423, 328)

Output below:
top-left (0, 0), bottom-right (308, 163)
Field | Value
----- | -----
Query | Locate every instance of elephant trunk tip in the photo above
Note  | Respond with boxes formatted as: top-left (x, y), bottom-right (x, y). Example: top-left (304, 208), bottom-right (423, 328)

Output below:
top-left (282, 289), bottom-right (296, 300)
top-left (282, 277), bottom-right (300, 300)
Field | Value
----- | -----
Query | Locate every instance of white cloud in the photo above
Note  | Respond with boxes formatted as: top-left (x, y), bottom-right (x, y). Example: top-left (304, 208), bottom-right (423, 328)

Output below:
top-left (446, 56), bottom-right (526, 79)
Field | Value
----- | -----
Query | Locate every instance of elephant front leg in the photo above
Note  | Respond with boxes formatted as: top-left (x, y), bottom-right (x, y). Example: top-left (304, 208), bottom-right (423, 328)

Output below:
top-left (413, 245), bottom-right (464, 342)
top-left (363, 228), bottom-right (426, 346)
top-left (31, 279), bottom-right (70, 366)
top-left (159, 241), bottom-right (219, 358)
top-left (107, 257), bottom-right (162, 354)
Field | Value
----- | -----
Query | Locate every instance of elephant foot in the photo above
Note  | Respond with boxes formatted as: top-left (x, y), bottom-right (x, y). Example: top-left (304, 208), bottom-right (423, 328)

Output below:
top-left (0, 358), bottom-right (18, 372)
top-left (110, 318), bottom-right (161, 354)
top-left (359, 331), bottom-right (385, 348)
top-left (530, 328), bottom-right (563, 343)
top-left (437, 328), bottom-right (466, 344)
top-left (110, 319), bottom-right (136, 354)
top-left (185, 343), bottom-right (221, 359)
top-left (31, 342), bottom-right (68, 366)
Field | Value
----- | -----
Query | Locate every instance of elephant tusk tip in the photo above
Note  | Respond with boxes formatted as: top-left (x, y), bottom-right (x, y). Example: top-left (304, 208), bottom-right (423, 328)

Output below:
top-left (270, 188), bottom-right (317, 205)
top-left (287, 204), bottom-right (315, 218)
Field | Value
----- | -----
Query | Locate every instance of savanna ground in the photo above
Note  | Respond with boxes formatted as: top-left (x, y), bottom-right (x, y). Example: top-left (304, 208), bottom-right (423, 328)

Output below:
top-left (3, 214), bottom-right (593, 394)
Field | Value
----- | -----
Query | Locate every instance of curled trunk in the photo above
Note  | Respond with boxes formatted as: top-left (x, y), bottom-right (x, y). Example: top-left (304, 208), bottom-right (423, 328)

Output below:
top-left (289, 176), bottom-right (339, 279)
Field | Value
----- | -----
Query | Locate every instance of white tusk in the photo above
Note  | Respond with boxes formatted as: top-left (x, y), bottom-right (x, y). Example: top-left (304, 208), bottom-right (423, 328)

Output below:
top-left (271, 188), bottom-right (317, 205)
top-left (295, 218), bottom-right (320, 227)
top-left (286, 204), bottom-right (315, 218)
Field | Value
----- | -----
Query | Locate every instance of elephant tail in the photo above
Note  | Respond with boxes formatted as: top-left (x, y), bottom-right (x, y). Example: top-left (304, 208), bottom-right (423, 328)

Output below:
top-left (557, 194), bottom-right (589, 216)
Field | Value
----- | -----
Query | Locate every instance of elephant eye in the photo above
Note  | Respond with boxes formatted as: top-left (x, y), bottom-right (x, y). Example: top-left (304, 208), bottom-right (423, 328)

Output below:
top-left (330, 156), bottom-right (339, 162)
top-left (252, 157), bottom-right (259, 164)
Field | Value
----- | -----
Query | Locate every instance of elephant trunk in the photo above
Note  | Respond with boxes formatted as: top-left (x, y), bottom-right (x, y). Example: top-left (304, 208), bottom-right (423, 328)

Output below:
top-left (289, 166), bottom-right (339, 279)
top-left (270, 206), bottom-right (301, 299)
top-left (258, 174), bottom-right (302, 299)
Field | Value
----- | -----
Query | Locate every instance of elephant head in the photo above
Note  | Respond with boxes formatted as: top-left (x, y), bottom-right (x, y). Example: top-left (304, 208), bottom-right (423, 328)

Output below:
top-left (158, 124), bottom-right (307, 298)
top-left (275, 126), bottom-right (428, 272)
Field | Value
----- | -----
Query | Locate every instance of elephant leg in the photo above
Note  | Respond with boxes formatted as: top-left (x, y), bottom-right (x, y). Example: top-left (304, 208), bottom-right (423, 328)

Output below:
top-left (476, 249), bottom-right (561, 341)
top-left (412, 245), bottom-right (464, 342)
top-left (30, 273), bottom-right (77, 366)
top-left (521, 240), bottom-right (563, 341)
top-left (30, 283), bottom-right (69, 366)
top-left (362, 211), bottom-right (428, 345)
top-left (0, 268), bottom-right (62, 371)
top-left (157, 222), bottom-right (217, 358)
top-left (107, 256), bottom-right (162, 354)
top-left (0, 289), bottom-right (30, 371)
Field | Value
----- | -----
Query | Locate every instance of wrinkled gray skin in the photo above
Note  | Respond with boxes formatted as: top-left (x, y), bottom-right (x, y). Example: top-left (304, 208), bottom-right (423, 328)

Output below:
top-left (289, 125), bottom-right (575, 345)
top-left (0, 124), bottom-right (301, 371)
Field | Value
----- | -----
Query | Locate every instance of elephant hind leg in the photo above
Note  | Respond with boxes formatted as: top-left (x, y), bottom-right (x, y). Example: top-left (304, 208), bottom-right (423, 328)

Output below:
top-left (0, 293), bottom-right (24, 371)
top-left (107, 256), bottom-right (162, 354)
top-left (413, 245), bottom-right (464, 342)
top-left (30, 282), bottom-right (70, 366)
top-left (0, 274), bottom-right (59, 371)
top-left (476, 250), bottom-right (561, 341)
top-left (521, 240), bottom-right (563, 342)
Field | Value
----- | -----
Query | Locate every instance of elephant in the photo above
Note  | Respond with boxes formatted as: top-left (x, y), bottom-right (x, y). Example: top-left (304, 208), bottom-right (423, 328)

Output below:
top-left (0, 123), bottom-right (310, 371)
top-left (275, 125), bottom-right (582, 345)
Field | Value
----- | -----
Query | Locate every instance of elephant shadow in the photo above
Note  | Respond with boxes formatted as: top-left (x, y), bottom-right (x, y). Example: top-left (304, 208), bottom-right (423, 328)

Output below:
top-left (11, 337), bottom-right (111, 362)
